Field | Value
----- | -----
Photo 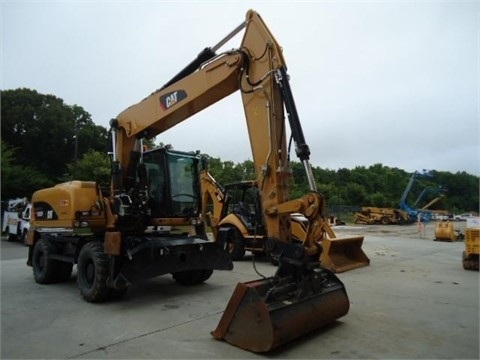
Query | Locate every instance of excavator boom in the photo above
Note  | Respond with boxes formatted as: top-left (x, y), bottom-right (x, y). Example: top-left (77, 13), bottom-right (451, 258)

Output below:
top-left (112, 9), bottom-right (368, 352)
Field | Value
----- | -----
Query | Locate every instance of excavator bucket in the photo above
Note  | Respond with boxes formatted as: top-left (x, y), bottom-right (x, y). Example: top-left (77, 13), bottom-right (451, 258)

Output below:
top-left (320, 236), bottom-right (370, 273)
top-left (434, 221), bottom-right (457, 242)
top-left (211, 267), bottom-right (350, 353)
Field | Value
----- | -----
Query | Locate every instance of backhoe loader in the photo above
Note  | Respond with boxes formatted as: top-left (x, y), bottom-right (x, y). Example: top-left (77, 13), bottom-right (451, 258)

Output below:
top-left (27, 9), bottom-right (368, 352)
top-left (201, 173), bottom-right (369, 273)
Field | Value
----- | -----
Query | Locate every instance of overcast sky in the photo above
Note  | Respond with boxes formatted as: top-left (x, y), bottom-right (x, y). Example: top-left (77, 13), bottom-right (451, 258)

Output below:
top-left (2, 1), bottom-right (479, 175)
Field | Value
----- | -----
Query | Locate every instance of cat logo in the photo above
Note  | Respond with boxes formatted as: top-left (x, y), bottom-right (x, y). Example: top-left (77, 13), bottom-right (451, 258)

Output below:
top-left (159, 90), bottom-right (187, 110)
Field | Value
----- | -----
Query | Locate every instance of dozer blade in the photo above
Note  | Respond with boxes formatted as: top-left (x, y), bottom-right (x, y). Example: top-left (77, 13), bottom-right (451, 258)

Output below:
top-left (211, 268), bottom-right (350, 353)
top-left (320, 236), bottom-right (370, 273)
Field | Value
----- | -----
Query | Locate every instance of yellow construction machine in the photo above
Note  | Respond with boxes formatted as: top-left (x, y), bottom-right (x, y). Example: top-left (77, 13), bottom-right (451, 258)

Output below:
top-left (201, 174), bottom-right (368, 273)
top-left (27, 10), bottom-right (368, 352)
top-left (434, 221), bottom-right (463, 242)
top-left (463, 220), bottom-right (479, 270)
top-left (354, 206), bottom-right (409, 225)
top-left (434, 217), bottom-right (479, 270)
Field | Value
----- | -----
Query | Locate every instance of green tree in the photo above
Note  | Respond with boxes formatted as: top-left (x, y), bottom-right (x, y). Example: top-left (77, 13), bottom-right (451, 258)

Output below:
top-left (2, 89), bottom-right (477, 214)
top-left (66, 150), bottom-right (111, 188)
top-left (1, 88), bottom-right (108, 182)
top-left (317, 182), bottom-right (338, 204)
top-left (344, 183), bottom-right (368, 205)
top-left (203, 157), bottom-right (255, 185)
top-left (1, 140), bottom-right (51, 199)
top-left (366, 192), bottom-right (390, 207)
top-left (290, 161), bottom-right (309, 198)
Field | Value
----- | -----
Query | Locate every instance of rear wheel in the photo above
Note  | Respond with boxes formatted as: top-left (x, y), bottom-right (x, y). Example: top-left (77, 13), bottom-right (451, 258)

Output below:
top-left (77, 242), bottom-right (110, 302)
top-left (227, 228), bottom-right (246, 260)
top-left (172, 269), bottom-right (213, 285)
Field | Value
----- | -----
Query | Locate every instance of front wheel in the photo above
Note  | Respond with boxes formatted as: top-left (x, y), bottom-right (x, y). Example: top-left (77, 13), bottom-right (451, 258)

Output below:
top-left (226, 228), bottom-right (246, 260)
top-left (32, 239), bottom-right (58, 284)
top-left (77, 242), bottom-right (110, 302)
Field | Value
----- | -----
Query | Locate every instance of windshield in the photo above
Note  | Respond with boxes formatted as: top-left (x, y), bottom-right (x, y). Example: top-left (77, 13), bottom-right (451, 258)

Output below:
top-left (143, 149), bottom-right (199, 218)
top-left (167, 153), bottom-right (199, 216)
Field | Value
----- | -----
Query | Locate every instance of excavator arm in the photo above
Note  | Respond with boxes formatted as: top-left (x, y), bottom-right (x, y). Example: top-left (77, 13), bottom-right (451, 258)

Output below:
top-left (111, 10), bottom-right (332, 257)
top-left (109, 10), bottom-right (367, 352)
top-left (199, 170), bottom-right (227, 239)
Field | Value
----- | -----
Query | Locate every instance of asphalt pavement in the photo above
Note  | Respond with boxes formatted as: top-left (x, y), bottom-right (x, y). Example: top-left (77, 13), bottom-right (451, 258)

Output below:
top-left (1, 224), bottom-right (479, 359)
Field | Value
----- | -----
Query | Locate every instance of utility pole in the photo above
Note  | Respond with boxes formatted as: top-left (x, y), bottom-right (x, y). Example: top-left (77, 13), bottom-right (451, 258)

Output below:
top-left (73, 118), bottom-right (79, 179)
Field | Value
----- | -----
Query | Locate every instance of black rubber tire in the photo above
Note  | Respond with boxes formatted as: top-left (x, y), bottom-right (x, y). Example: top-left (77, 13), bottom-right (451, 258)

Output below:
top-left (172, 269), bottom-right (213, 285)
top-left (22, 229), bottom-right (28, 246)
top-left (32, 239), bottom-right (58, 284)
top-left (77, 242), bottom-right (110, 303)
top-left (227, 228), bottom-right (246, 261)
top-left (462, 251), bottom-right (479, 271)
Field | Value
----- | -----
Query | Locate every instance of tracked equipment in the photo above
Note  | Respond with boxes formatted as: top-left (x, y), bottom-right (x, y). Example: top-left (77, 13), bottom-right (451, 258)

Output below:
top-left (212, 244), bottom-right (350, 352)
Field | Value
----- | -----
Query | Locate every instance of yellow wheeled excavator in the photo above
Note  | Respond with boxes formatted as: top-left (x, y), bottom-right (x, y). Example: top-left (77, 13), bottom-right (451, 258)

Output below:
top-left (27, 9), bottom-right (368, 353)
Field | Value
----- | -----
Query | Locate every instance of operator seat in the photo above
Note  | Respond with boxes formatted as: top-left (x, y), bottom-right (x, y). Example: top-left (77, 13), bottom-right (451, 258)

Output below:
top-left (148, 168), bottom-right (166, 217)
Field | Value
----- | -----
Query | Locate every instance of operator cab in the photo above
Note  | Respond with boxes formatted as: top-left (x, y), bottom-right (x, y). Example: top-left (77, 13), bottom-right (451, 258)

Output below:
top-left (143, 147), bottom-right (203, 218)
top-left (222, 181), bottom-right (264, 233)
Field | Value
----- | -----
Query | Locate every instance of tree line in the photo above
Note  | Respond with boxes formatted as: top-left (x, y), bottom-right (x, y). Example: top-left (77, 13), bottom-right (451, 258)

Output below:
top-left (1, 88), bottom-right (478, 214)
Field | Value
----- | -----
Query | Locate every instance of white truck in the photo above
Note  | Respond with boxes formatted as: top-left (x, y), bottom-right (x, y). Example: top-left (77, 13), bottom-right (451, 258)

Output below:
top-left (2, 199), bottom-right (31, 245)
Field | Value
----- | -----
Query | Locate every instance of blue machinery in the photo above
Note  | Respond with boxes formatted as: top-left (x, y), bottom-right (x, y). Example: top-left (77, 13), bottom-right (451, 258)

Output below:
top-left (398, 170), bottom-right (445, 222)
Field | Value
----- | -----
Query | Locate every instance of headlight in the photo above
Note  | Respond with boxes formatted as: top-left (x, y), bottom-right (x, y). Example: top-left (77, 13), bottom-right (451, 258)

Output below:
top-left (74, 221), bottom-right (89, 228)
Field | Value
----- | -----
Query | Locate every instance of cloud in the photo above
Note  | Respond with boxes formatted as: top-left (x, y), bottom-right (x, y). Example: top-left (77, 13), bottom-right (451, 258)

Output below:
top-left (2, 1), bottom-right (478, 175)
